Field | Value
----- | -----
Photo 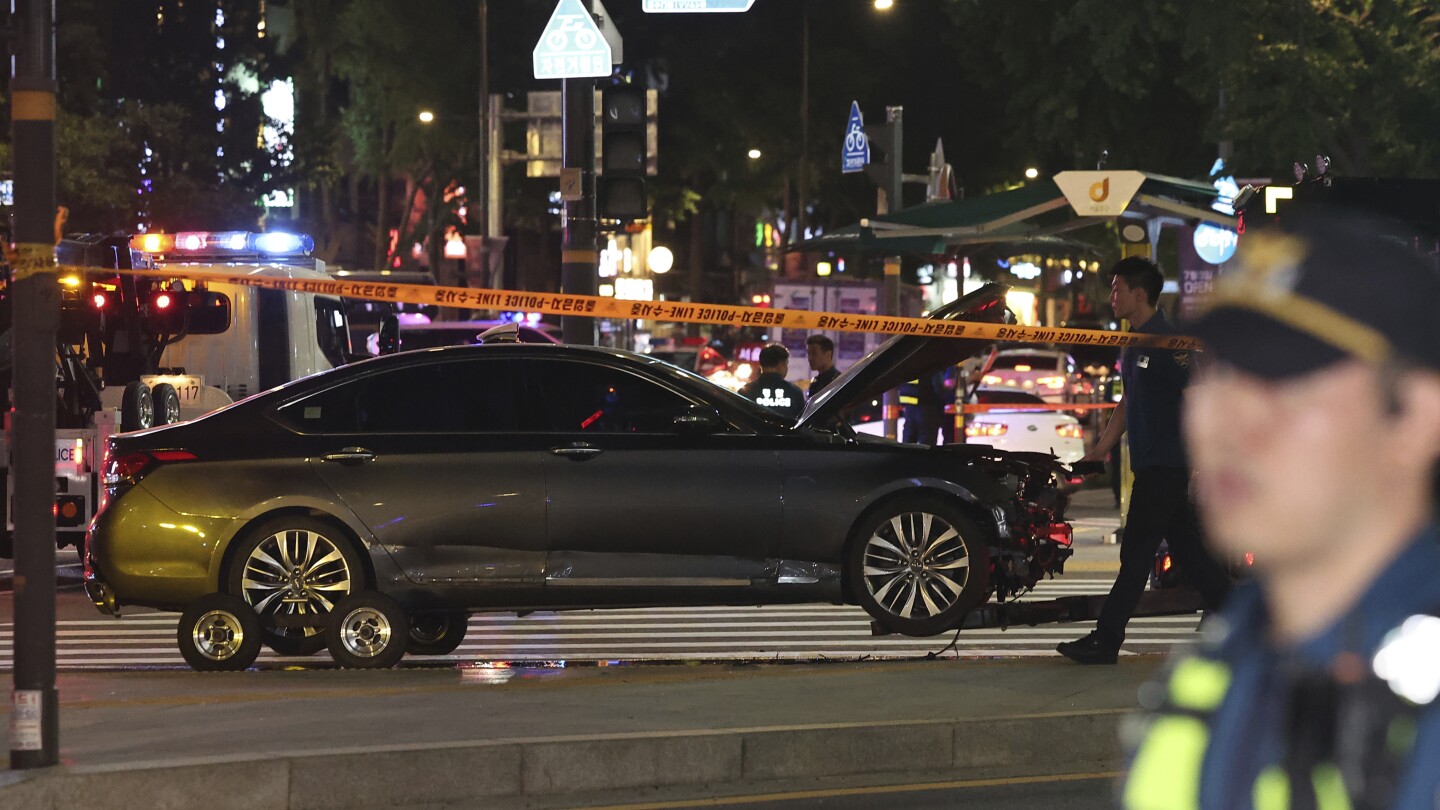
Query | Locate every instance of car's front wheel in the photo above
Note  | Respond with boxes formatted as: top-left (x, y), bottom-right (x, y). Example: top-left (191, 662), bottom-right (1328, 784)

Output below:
top-left (847, 497), bottom-right (990, 637)
top-left (227, 516), bottom-right (364, 656)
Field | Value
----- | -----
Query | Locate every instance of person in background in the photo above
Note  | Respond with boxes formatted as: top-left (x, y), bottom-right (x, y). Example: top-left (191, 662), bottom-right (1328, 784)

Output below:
top-left (740, 343), bottom-right (805, 420)
top-left (1058, 257), bottom-right (1231, 664)
top-left (1120, 214), bottom-right (1440, 810)
top-left (805, 334), bottom-right (840, 399)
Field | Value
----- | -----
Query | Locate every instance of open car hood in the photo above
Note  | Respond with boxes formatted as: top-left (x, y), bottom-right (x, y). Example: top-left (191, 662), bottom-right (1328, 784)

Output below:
top-left (796, 283), bottom-right (1014, 431)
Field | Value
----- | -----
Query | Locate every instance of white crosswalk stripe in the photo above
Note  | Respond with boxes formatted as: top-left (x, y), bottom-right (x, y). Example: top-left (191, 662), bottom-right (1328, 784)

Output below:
top-left (0, 578), bottom-right (1199, 669)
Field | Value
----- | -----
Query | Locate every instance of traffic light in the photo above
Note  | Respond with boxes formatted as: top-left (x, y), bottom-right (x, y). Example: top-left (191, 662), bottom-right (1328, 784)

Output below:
top-left (863, 108), bottom-right (903, 209)
top-left (598, 84), bottom-right (648, 221)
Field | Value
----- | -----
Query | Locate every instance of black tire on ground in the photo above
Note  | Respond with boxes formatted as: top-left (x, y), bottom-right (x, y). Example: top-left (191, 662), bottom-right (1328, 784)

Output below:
top-left (150, 382), bottom-right (183, 426)
top-left (225, 515), bottom-right (365, 657)
top-left (327, 591), bottom-right (408, 669)
top-left (177, 593), bottom-right (263, 672)
top-left (120, 381), bottom-right (154, 432)
top-left (406, 610), bottom-right (469, 656)
top-left (846, 495), bottom-right (991, 637)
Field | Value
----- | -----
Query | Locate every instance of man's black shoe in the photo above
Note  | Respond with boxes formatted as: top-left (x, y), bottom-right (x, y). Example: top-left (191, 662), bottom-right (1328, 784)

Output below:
top-left (1056, 633), bottom-right (1119, 665)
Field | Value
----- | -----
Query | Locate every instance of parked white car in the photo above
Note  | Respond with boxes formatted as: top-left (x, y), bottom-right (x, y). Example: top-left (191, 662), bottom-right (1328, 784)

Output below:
top-left (980, 349), bottom-right (1082, 404)
top-left (962, 389), bottom-right (1085, 463)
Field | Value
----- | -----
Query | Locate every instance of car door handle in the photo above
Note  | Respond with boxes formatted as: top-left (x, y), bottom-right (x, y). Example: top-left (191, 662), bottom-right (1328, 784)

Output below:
top-left (322, 447), bottom-right (376, 464)
top-left (550, 443), bottom-right (603, 460)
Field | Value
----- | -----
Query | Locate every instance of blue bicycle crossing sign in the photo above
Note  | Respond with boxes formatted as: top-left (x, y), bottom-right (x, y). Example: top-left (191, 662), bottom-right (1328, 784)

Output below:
top-left (842, 101), bottom-right (870, 174)
top-left (533, 0), bottom-right (612, 80)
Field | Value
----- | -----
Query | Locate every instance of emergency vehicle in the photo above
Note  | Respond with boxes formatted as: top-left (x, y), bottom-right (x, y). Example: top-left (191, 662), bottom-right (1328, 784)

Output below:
top-left (0, 230), bottom-right (355, 557)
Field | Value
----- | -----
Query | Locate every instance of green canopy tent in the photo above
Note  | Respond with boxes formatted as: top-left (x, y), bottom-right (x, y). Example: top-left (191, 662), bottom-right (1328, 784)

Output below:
top-left (790, 171), bottom-right (1237, 257)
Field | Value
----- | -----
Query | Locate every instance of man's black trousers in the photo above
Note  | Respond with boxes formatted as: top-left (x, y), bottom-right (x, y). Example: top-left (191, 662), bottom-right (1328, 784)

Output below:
top-left (1095, 466), bottom-right (1231, 648)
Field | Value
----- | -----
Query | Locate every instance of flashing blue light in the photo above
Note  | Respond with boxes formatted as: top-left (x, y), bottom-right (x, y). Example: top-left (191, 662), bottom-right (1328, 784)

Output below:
top-left (254, 232), bottom-right (314, 255)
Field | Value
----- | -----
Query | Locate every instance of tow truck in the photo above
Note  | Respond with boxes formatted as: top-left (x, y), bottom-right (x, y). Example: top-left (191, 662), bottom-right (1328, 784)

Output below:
top-left (0, 230), bottom-right (356, 557)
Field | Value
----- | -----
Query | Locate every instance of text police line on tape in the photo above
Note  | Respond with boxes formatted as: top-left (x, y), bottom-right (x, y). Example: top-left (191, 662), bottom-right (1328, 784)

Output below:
top-left (87, 265), bottom-right (1201, 351)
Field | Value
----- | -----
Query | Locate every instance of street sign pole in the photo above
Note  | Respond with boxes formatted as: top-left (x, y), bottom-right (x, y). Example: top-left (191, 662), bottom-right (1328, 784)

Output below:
top-left (561, 74), bottom-right (598, 345)
top-left (872, 106), bottom-right (903, 441)
top-left (9, 0), bottom-right (60, 768)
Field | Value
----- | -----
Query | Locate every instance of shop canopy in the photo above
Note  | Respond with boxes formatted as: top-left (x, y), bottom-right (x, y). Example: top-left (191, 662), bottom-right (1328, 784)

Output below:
top-left (790, 170), bottom-right (1237, 257)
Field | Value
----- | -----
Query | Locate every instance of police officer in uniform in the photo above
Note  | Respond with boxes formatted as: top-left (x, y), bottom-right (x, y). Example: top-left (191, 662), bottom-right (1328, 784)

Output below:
top-left (1121, 215), bottom-right (1440, 810)
top-left (1059, 257), bottom-right (1232, 664)
top-left (740, 343), bottom-right (805, 420)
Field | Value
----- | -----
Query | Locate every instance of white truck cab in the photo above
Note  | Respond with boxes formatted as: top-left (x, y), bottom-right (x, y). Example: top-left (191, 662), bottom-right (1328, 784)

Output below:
top-left (1, 230), bottom-right (356, 555)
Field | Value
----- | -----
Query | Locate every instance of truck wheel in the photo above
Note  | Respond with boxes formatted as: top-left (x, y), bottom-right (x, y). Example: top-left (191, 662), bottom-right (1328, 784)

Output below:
top-left (327, 591), bottom-right (408, 669)
top-left (846, 496), bottom-right (991, 637)
top-left (406, 610), bottom-right (469, 656)
top-left (120, 381), bottom-right (154, 432)
top-left (150, 383), bottom-right (183, 426)
top-left (227, 516), bottom-right (364, 657)
top-left (178, 593), bottom-right (262, 671)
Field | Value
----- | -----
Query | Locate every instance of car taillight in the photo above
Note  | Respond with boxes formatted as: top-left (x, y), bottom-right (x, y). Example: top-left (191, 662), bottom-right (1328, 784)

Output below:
top-left (1038, 376), bottom-right (1066, 389)
top-left (104, 449), bottom-right (198, 486)
top-left (1056, 424), bottom-right (1083, 439)
top-left (965, 422), bottom-right (1007, 438)
top-left (982, 374), bottom-right (1002, 386)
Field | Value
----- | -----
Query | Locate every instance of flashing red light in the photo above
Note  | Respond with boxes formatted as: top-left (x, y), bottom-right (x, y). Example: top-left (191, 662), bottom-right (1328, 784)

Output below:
top-left (92, 292), bottom-right (108, 309)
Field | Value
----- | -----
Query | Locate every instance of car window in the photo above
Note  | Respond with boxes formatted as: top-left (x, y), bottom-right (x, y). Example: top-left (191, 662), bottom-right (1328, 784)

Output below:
top-left (314, 298), bottom-right (352, 367)
top-left (530, 360), bottom-right (696, 433)
top-left (993, 353), bottom-right (1060, 370)
top-left (277, 359), bottom-right (521, 433)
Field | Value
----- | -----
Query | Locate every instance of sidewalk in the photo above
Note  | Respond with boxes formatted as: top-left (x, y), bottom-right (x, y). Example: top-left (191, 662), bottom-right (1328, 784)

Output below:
top-left (0, 656), bottom-right (1159, 809)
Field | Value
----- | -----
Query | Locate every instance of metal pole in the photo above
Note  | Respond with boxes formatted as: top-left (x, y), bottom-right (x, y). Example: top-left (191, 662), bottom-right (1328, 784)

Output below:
top-left (477, 0), bottom-right (489, 286)
top-left (881, 106), bottom-right (903, 441)
top-left (10, 0), bottom-right (60, 768)
top-left (797, 0), bottom-right (809, 242)
top-left (487, 93), bottom-right (504, 290)
top-left (560, 75), bottom-right (597, 345)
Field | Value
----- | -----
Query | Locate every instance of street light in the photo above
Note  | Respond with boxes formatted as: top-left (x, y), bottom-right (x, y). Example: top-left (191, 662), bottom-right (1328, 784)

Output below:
top-left (649, 246), bottom-right (674, 274)
top-left (748, 148), bottom-right (763, 160)
top-left (873, 0), bottom-right (895, 9)
top-left (1025, 167), bottom-right (1039, 180)
top-left (418, 110), bottom-right (436, 124)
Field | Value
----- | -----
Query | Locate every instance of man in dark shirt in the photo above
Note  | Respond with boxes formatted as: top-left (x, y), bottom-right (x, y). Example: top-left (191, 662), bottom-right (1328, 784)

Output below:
top-left (1058, 257), bottom-right (1230, 664)
top-left (740, 343), bottom-right (805, 420)
top-left (805, 334), bottom-right (840, 399)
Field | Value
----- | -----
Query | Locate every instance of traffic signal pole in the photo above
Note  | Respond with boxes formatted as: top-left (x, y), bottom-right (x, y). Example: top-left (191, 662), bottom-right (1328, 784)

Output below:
top-left (9, 0), bottom-right (61, 768)
top-left (560, 74), bottom-right (598, 346)
top-left (866, 106), bottom-right (904, 440)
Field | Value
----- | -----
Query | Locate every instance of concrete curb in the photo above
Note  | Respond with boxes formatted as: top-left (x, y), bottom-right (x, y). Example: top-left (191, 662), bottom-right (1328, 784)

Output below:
top-left (0, 709), bottom-right (1126, 810)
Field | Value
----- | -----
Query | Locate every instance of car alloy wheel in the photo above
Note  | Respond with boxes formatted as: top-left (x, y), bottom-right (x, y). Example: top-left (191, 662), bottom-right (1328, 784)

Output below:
top-left (230, 518), bottom-right (362, 656)
top-left (848, 499), bottom-right (990, 637)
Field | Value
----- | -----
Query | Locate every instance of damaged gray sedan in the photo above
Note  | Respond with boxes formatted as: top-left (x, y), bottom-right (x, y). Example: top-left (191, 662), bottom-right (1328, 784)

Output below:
top-left (85, 283), bottom-right (1076, 664)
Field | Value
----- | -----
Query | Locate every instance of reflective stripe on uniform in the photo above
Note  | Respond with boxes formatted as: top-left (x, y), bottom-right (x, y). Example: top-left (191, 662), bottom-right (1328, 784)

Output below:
top-left (1168, 657), bottom-right (1232, 712)
top-left (1123, 715), bottom-right (1209, 810)
top-left (1252, 763), bottom-right (1354, 810)
top-left (1253, 765), bottom-right (1288, 810)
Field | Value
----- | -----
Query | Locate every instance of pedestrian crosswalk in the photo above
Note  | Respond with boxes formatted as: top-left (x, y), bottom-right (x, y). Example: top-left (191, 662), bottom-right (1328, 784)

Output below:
top-left (0, 578), bottom-right (1199, 670)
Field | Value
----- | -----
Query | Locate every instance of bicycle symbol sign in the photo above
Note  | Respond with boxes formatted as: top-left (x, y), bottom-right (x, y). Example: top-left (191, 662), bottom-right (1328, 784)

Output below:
top-left (842, 101), bottom-right (870, 174)
top-left (533, 0), bottom-right (612, 80)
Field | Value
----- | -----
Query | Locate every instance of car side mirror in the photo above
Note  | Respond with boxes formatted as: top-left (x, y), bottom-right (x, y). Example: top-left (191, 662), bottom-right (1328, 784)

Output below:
top-left (376, 315), bottom-right (400, 356)
top-left (673, 406), bottom-right (726, 435)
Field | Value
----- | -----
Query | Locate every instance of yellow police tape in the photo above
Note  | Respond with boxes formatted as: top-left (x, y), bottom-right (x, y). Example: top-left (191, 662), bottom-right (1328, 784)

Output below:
top-left (85, 265), bottom-right (1201, 351)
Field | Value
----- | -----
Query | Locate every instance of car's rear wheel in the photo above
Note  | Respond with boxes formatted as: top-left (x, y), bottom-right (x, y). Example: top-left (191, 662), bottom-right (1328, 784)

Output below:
top-left (178, 593), bottom-right (262, 672)
top-left (406, 610), bottom-right (469, 656)
top-left (847, 496), bottom-right (990, 637)
top-left (226, 516), bottom-right (364, 656)
top-left (327, 591), bottom-right (408, 669)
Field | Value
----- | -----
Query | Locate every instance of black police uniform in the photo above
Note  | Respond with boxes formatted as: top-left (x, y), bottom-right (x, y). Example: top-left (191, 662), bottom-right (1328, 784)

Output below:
top-left (1094, 309), bottom-right (1230, 649)
top-left (740, 371), bottom-right (805, 420)
top-left (808, 367), bottom-right (840, 399)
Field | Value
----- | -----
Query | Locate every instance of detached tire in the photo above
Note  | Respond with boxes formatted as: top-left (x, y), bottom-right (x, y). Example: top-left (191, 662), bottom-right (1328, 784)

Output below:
top-left (226, 516), bottom-right (365, 657)
top-left (150, 382), bottom-right (183, 426)
top-left (120, 381), bottom-right (154, 432)
top-left (406, 610), bottom-right (469, 656)
top-left (847, 496), bottom-right (991, 637)
top-left (327, 591), bottom-right (408, 669)
top-left (178, 593), bottom-right (262, 671)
